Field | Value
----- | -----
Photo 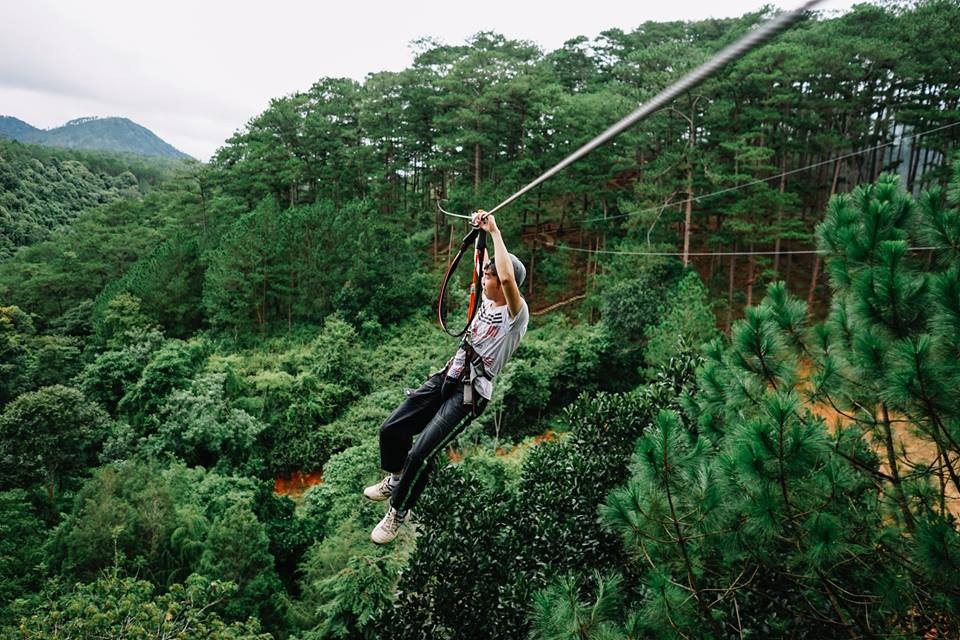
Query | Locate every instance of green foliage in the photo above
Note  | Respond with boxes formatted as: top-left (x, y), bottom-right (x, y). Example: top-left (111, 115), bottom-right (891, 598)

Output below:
top-left (596, 256), bottom-right (682, 343)
top-left (76, 329), bottom-right (165, 414)
top-left (598, 287), bottom-right (900, 637)
top-left (4, 7), bottom-right (960, 637)
top-left (297, 441), bottom-right (410, 639)
top-left (0, 304), bottom-right (33, 406)
top-left (203, 198), bottom-right (431, 334)
top-left (300, 441), bottom-right (385, 541)
top-left (218, 316), bottom-right (375, 475)
top-left (643, 270), bottom-right (720, 375)
top-left (809, 169), bottom-right (960, 630)
top-left (484, 318), bottom-right (625, 440)
top-left (0, 138), bottom-right (182, 259)
top-left (530, 572), bottom-right (629, 640)
top-left (199, 501), bottom-right (288, 630)
top-left (118, 337), bottom-right (208, 431)
top-left (587, 168), bottom-right (960, 638)
top-left (382, 460), bottom-right (523, 639)
top-left (387, 355), bottom-right (698, 639)
top-left (148, 370), bottom-right (266, 473)
top-left (45, 459), bottom-right (271, 599)
top-left (20, 333), bottom-right (84, 391)
top-left (0, 385), bottom-right (108, 500)
top-left (251, 483), bottom-right (314, 596)
top-left (100, 232), bottom-right (206, 338)
top-left (6, 572), bottom-right (270, 639)
top-left (95, 292), bottom-right (159, 349)
top-left (46, 460), bottom-right (208, 586)
top-left (0, 490), bottom-right (46, 616)
top-left (298, 520), bottom-right (408, 640)
top-left (0, 196), bottom-right (175, 329)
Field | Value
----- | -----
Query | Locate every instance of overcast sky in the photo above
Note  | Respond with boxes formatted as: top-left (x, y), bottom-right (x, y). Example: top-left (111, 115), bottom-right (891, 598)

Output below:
top-left (1, 0), bottom-right (858, 161)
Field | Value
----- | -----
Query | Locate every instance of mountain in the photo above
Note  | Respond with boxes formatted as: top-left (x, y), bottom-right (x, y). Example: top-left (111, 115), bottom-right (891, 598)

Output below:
top-left (0, 115), bottom-right (192, 159)
top-left (0, 116), bottom-right (41, 140)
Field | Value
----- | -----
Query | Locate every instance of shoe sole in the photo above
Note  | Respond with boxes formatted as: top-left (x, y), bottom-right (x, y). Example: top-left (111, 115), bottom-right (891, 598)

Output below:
top-left (371, 531), bottom-right (396, 545)
top-left (363, 488), bottom-right (390, 502)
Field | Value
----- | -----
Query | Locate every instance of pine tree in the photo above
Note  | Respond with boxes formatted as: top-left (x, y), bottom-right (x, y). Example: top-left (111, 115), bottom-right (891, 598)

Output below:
top-left (598, 168), bottom-right (960, 638)
top-left (813, 168), bottom-right (960, 629)
top-left (530, 571), bottom-right (629, 640)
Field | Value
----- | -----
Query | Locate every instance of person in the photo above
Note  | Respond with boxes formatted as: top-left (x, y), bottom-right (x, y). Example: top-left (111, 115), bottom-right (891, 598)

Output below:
top-left (364, 210), bottom-right (529, 544)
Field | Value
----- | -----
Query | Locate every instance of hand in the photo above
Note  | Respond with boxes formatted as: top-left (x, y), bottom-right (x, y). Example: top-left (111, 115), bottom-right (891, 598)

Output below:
top-left (472, 210), bottom-right (498, 233)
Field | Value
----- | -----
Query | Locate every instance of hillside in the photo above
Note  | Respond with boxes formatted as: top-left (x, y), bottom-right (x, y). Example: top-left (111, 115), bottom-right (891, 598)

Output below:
top-left (0, 115), bottom-right (191, 159)
top-left (0, 116), bottom-right (40, 140)
top-left (0, 138), bottom-right (191, 259)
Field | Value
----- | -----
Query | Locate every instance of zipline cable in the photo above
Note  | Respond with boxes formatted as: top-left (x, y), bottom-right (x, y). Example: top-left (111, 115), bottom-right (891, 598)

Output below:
top-left (543, 242), bottom-right (948, 258)
top-left (481, 0), bottom-right (823, 217)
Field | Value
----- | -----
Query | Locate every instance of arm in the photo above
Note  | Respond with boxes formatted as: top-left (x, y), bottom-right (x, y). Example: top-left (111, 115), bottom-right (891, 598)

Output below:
top-left (474, 211), bottom-right (524, 318)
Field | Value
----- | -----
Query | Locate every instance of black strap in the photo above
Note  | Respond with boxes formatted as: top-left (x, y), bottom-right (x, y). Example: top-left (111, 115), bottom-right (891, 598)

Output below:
top-left (460, 340), bottom-right (490, 381)
top-left (437, 226), bottom-right (486, 337)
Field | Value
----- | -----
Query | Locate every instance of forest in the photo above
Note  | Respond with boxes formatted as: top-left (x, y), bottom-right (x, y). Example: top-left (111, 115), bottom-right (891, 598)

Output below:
top-left (1, 1), bottom-right (959, 638)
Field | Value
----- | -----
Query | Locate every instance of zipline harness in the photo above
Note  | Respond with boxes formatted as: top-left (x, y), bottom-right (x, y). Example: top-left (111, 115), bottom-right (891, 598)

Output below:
top-left (437, 225), bottom-right (487, 337)
top-left (436, 0), bottom-right (822, 331)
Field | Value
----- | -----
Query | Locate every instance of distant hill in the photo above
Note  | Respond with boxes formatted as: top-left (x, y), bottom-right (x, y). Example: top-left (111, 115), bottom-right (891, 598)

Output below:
top-left (0, 116), bottom-right (41, 140)
top-left (0, 115), bottom-right (192, 159)
top-left (0, 137), bottom-right (188, 260)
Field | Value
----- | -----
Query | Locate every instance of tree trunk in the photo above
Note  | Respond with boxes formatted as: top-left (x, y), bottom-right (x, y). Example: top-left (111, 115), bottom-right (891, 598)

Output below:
top-left (881, 402), bottom-right (915, 531)
top-left (806, 255), bottom-right (821, 316)
top-left (474, 142), bottom-right (481, 195)
top-left (773, 159), bottom-right (787, 274)
top-left (528, 244), bottom-right (536, 299)
top-left (727, 247), bottom-right (737, 332)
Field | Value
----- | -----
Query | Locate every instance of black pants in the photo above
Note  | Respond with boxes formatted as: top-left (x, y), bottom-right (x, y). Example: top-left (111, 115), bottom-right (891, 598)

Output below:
top-left (379, 373), bottom-right (486, 513)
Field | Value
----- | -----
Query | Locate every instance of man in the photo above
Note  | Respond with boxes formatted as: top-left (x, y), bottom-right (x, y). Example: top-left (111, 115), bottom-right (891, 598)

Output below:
top-left (364, 210), bottom-right (529, 544)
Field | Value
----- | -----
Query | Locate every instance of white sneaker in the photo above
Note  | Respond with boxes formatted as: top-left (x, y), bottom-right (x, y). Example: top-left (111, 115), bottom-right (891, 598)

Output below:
top-left (363, 475), bottom-right (397, 502)
top-left (371, 507), bottom-right (407, 545)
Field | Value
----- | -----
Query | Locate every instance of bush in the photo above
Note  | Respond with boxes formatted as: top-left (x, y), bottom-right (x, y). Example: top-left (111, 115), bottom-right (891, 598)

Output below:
top-left (76, 328), bottom-right (165, 413)
top-left (199, 501), bottom-right (288, 630)
top-left (6, 572), bottom-right (271, 639)
top-left (150, 370), bottom-right (266, 473)
top-left (117, 337), bottom-right (208, 432)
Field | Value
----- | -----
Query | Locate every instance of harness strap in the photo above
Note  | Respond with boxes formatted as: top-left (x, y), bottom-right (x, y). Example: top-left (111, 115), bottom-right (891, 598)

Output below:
top-left (460, 340), bottom-right (490, 381)
top-left (459, 340), bottom-right (491, 407)
top-left (437, 226), bottom-right (486, 337)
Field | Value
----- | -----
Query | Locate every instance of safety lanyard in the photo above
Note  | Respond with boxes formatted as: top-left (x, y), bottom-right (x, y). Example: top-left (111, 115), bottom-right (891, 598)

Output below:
top-left (437, 225), bottom-right (486, 337)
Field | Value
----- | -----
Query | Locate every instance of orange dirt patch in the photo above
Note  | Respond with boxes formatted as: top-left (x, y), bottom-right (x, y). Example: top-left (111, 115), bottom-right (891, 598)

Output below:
top-left (451, 429), bottom-right (563, 462)
top-left (803, 373), bottom-right (959, 514)
top-left (274, 470), bottom-right (323, 497)
top-left (532, 430), bottom-right (557, 445)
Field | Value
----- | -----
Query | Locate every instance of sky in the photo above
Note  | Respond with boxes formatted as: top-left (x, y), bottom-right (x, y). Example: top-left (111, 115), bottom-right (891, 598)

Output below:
top-left (0, 0), bottom-right (859, 161)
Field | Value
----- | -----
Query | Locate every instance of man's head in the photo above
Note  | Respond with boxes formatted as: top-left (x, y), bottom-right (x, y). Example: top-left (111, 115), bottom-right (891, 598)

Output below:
top-left (482, 253), bottom-right (526, 299)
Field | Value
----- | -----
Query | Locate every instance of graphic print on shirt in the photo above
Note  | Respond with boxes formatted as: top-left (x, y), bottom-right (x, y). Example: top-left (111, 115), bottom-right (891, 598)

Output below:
top-left (446, 297), bottom-right (530, 400)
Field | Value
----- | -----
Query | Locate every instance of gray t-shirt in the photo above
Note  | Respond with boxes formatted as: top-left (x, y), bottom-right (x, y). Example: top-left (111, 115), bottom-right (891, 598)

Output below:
top-left (446, 296), bottom-right (529, 399)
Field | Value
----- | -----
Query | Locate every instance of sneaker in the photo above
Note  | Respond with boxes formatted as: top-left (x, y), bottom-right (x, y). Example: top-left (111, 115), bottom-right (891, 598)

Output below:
top-left (371, 507), bottom-right (406, 544)
top-left (363, 475), bottom-right (397, 502)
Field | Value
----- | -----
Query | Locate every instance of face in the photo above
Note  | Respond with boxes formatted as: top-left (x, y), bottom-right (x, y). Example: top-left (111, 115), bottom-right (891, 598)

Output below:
top-left (482, 267), bottom-right (500, 298)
